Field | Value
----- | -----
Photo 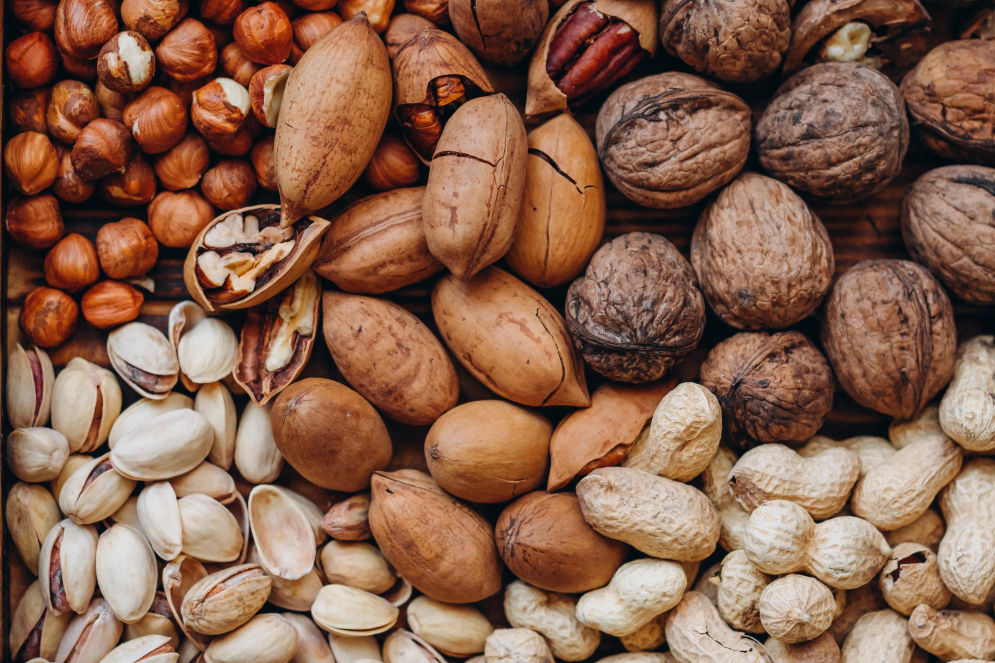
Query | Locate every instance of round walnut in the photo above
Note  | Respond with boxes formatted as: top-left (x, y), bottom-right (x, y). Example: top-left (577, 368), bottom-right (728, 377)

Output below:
top-left (901, 39), bottom-right (995, 163)
top-left (691, 172), bottom-right (834, 330)
top-left (699, 331), bottom-right (835, 448)
top-left (821, 259), bottom-right (956, 420)
top-left (902, 165), bottom-right (995, 305)
top-left (595, 72), bottom-right (751, 209)
top-left (756, 62), bottom-right (908, 204)
top-left (565, 232), bottom-right (705, 383)
top-left (659, 0), bottom-right (791, 83)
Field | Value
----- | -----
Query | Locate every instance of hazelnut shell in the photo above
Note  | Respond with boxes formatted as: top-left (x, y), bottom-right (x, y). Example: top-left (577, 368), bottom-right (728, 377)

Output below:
top-left (20, 286), bottom-right (79, 348)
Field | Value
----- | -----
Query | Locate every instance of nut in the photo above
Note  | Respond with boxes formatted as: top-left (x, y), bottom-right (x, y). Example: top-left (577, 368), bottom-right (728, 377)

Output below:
top-left (178, 493), bottom-right (245, 562)
top-left (322, 494), bottom-right (371, 541)
top-left (407, 597), bottom-right (493, 656)
top-left (44, 233), bottom-right (100, 293)
top-left (191, 77), bottom-right (251, 138)
top-left (97, 32), bottom-right (155, 93)
top-left (820, 21), bottom-right (872, 62)
top-left (39, 518), bottom-right (98, 615)
top-left (404, 0), bottom-right (448, 24)
top-left (100, 155), bottom-right (157, 206)
top-left (221, 42), bottom-right (262, 86)
top-left (95, 524), bottom-right (157, 623)
top-left (504, 581), bottom-right (599, 661)
top-left (937, 458), bottom-right (995, 604)
top-left (54, 0), bottom-right (119, 59)
top-left (233, 1), bottom-right (293, 64)
top-left (292, 11), bottom-right (342, 55)
top-left (664, 592), bottom-right (768, 663)
top-left (765, 634), bottom-right (840, 662)
top-left (168, 301), bottom-right (239, 388)
top-left (338, 0), bottom-right (395, 32)
top-left (4, 131), bottom-right (58, 195)
top-left (81, 281), bottom-right (144, 329)
top-left (6, 194), bottom-right (64, 249)
top-left (840, 609), bottom-right (915, 662)
top-left (58, 48), bottom-right (98, 80)
top-left (47, 80), bottom-right (98, 144)
top-left (97, 216), bottom-right (159, 279)
top-left (205, 114), bottom-right (260, 156)
top-left (148, 190), bottom-right (215, 248)
top-left (575, 559), bottom-right (687, 637)
top-left (449, 0), bottom-right (547, 66)
top-left (70, 118), bottom-right (134, 181)
top-left (758, 574), bottom-right (836, 644)
top-left (10, 87), bottom-right (51, 134)
top-left (123, 86), bottom-right (189, 155)
top-left (320, 540), bottom-right (394, 593)
top-left (247, 484), bottom-right (319, 580)
top-left (363, 134), bottom-right (420, 191)
top-left (95, 81), bottom-right (131, 123)
top-left (12, 0), bottom-right (58, 31)
top-left (203, 613), bottom-right (299, 663)
top-left (248, 64), bottom-right (291, 127)
top-left (106, 321), bottom-right (181, 399)
top-left (715, 549), bottom-right (769, 633)
top-left (234, 402), bottom-right (283, 484)
top-left (53, 145), bottom-right (96, 203)
top-left (19, 287), bottom-right (79, 349)
top-left (250, 135), bottom-right (277, 190)
top-left (58, 454), bottom-right (134, 525)
top-left (5, 343), bottom-right (55, 429)
top-left (879, 543), bottom-right (951, 616)
top-left (155, 133), bottom-right (210, 190)
top-left (155, 18), bottom-right (218, 82)
top-left (180, 564), bottom-right (272, 635)
top-left (200, 0), bottom-right (245, 24)
top-left (7, 427), bottom-right (69, 482)
top-left (121, 0), bottom-right (188, 40)
top-left (940, 336), bottom-right (995, 452)
top-left (908, 604), bottom-right (995, 661)
top-left (702, 447), bottom-right (750, 552)
top-left (311, 583), bottom-right (399, 636)
top-left (7, 483), bottom-right (61, 578)
top-left (192, 384), bottom-right (237, 468)
top-left (6, 32), bottom-right (58, 88)
top-left (384, 13), bottom-right (434, 58)
top-left (51, 356), bottom-right (122, 452)
top-left (201, 159), bottom-right (257, 209)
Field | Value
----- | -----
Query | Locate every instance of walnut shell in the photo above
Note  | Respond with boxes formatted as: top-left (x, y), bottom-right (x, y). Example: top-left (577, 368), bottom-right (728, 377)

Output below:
top-left (901, 165), bottom-right (995, 305)
top-left (820, 259), bottom-right (957, 419)
top-left (699, 331), bottom-right (835, 448)
top-left (756, 62), bottom-right (908, 204)
top-left (690, 172), bottom-right (834, 330)
top-left (901, 40), bottom-right (995, 163)
top-left (565, 232), bottom-right (705, 383)
top-left (596, 72), bottom-right (750, 209)
top-left (659, 0), bottom-right (791, 83)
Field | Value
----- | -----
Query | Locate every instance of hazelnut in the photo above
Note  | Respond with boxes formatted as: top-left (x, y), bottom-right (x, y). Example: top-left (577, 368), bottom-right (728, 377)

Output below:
top-left (9, 87), bottom-right (51, 134)
top-left (166, 76), bottom-right (206, 107)
top-left (121, 0), bottom-right (188, 40)
top-left (54, 0), bottom-right (119, 60)
top-left (293, 0), bottom-right (336, 10)
top-left (221, 42), bottom-right (262, 86)
top-left (233, 1), bottom-right (293, 64)
top-left (100, 155), bottom-right (157, 206)
top-left (200, 0), bottom-right (246, 25)
top-left (97, 31), bottom-right (156, 93)
top-left (123, 86), bottom-right (189, 154)
top-left (97, 216), bottom-right (159, 279)
top-left (5, 32), bottom-right (58, 89)
top-left (44, 233), bottom-right (100, 293)
top-left (363, 134), bottom-right (420, 190)
top-left (404, 0), bottom-right (448, 25)
top-left (53, 145), bottom-right (96, 203)
top-left (154, 133), bottom-right (210, 190)
top-left (148, 189), bottom-right (214, 247)
top-left (248, 64), bottom-right (291, 127)
top-left (5, 194), bottom-right (64, 249)
top-left (250, 135), bottom-right (277, 190)
top-left (47, 80), bottom-right (99, 144)
top-left (4, 131), bottom-right (58, 195)
top-left (204, 116), bottom-right (260, 156)
top-left (201, 159), bottom-right (257, 209)
top-left (155, 18), bottom-right (218, 82)
top-left (337, 0), bottom-right (396, 33)
top-left (70, 118), bottom-right (134, 181)
top-left (58, 48), bottom-right (98, 80)
top-left (12, 0), bottom-right (58, 31)
top-left (81, 281), bottom-right (144, 329)
top-left (191, 77), bottom-right (251, 138)
top-left (206, 19), bottom-right (236, 47)
top-left (20, 286), bottom-right (79, 348)
top-left (95, 81), bottom-right (132, 123)
top-left (384, 13), bottom-right (433, 59)
top-left (292, 11), bottom-right (342, 53)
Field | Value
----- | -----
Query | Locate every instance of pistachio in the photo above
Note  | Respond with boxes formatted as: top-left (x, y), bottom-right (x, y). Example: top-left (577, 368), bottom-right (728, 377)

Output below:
top-left (100, 634), bottom-right (179, 663)
top-left (248, 484), bottom-right (317, 580)
top-left (111, 496), bottom-right (146, 533)
top-left (181, 564), bottom-right (273, 636)
top-left (226, 491), bottom-right (252, 564)
top-left (109, 392), bottom-right (194, 448)
top-left (383, 630), bottom-right (447, 663)
top-left (6, 343), bottom-right (54, 428)
top-left (110, 408), bottom-right (214, 480)
top-left (311, 584), bottom-right (400, 637)
top-left (284, 488), bottom-right (327, 544)
top-left (327, 634), bottom-right (383, 663)
top-left (51, 453), bottom-right (92, 502)
top-left (194, 382), bottom-right (238, 469)
top-left (169, 301), bottom-right (239, 389)
top-left (282, 613), bottom-right (335, 663)
top-left (10, 581), bottom-right (70, 662)
top-left (234, 271), bottom-right (320, 406)
top-left (320, 541), bottom-right (395, 594)
top-left (38, 518), bottom-right (98, 616)
top-left (163, 555), bottom-right (212, 651)
top-left (96, 524), bottom-right (158, 623)
top-left (234, 402), bottom-right (283, 484)
top-left (7, 426), bottom-right (69, 483)
top-left (59, 452), bottom-right (137, 524)
top-left (6, 482), bottom-right (61, 574)
top-left (137, 481), bottom-right (183, 561)
top-left (51, 357), bottom-right (123, 453)
top-left (249, 546), bottom-right (324, 612)
top-left (178, 494), bottom-right (245, 563)
top-left (203, 613), bottom-right (299, 663)
top-left (383, 578), bottom-right (414, 608)
top-left (107, 322), bottom-right (181, 399)
top-left (55, 598), bottom-right (125, 663)
top-left (406, 597), bottom-right (494, 656)
top-left (321, 494), bottom-right (371, 541)
top-left (170, 462), bottom-right (238, 503)
top-left (125, 593), bottom-right (181, 650)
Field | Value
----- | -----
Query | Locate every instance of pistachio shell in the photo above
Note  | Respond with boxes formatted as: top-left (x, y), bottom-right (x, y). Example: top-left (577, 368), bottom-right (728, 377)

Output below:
top-left (38, 519), bottom-right (98, 616)
top-left (6, 343), bottom-right (54, 428)
top-left (195, 382), bottom-right (238, 469)
top-left (10, 580), bottom-right (70, 661)
top-left (163, 555), bottom-right (212, 651)
top-left (248, 484), bottom-right (317, 580)
top-left (59, 452), bottom-right (137, 524)
top-left (51, 453), bottom-right (92, 504)
top-left (320, 541), bottom-right (396, 594)
top-left (234, 402), bottom-right (284, 484)
top-left (96, 524), bottom-right (158, 623)
top-left (406, 597), bottom-right (494, 657)
top-left (178, 494), bottom-right (244, 563)
top-left (248, 546), bottom-right (324, 612)
top-left (54, 597), bottom-right (123, 663)
top-left (327, 634), bottom-right (382, 663)
top-left (6, 482), bottom-right (61, 574)
top-left (138, 481), bottom-right (184, 560)
top-left (111, 495), bottom-right (146, 533)
top-left (203, 613), bottom-right (299, 663)
top-left (7, 426), bottom-right (70, 482)
top-left (311, 584), bottom-right (400, 636)
top-left (170, 462), bottom-right (238, 503)
top-left (109, 393), bottom-right (194, 448)
top-left (100, 634), bottom-right (178, 663)
top-left (51, 357), bottom-right (123, 452)
top-left (107, 322), bottom-right (181, 399)
top-left (111, 408), bottom-right (214, 481)
top-left (125, 594), bottom-right (180, 650)
top-left (282, 613), bottom-right (335, 663)
top-left (383, 630), bottom-right (448, 663)
top-left (170, 301), bottom-right (239, 387)
top-left (181, 564), bottom-right (273, 635)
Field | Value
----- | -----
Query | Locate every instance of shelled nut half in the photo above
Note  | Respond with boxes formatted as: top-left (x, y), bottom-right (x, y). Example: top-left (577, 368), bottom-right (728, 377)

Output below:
top-left (107, 322), bottom-right (180, 399)
top-left (6, 343), bottom-right (54, 428)
top-left (54, 597), bottom-right (124, 662)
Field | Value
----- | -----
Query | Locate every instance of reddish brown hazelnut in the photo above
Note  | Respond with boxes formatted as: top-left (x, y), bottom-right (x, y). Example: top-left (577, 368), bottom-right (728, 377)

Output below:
top-left (81, 281), bottom-right (144, 330)
top-left (123, 86), bottom-right (189, 154)
top-left (97, 216), bottom-right (159, 279)
top-left (9, 87), bottom-right (51, 134)
top-left (200, 0), bottom-right (246, 25)
top-left (4, 131), bottom-right (59, 195)
top-left (47, 80), bottom-right (98, 144)
top-left (154, 133), bottom-right (210, 190)
top-left (5, 194), bottom-right (64, 249)
top-left (53, 145), bottom-right (96, 203)
top-left (11, 0), bottom-right (58, 31)
top-left (100, 155), bottom-right (157, 206)
top-left (20, 286), bottom-right (79, 348)
top-left (121, 0), bottom-right (188, 40)
top-left (97, 31), bottom-right (156, 93)
top-left (44, 233), bottom-right (100, 293)
top-left (155, 18), bottom-right (218, 82)
top-left (95, 81), bottom-right (132, 123)
top-left (70, 119), bottom-right (134, 181)
top-left (54, 0), bottom-right (119, 60)
top-left (248, 64), bottom-right (291, 127)
top-left (201, 159), bottom-right (257, 209)
top-left (5, 32), bottom-right (58, 89)
top-left (234, 1), bottom-right (293, 64)
top-left (148, 190), bottom-right (215, 247)
top-left (292, 11), bottom-right (342, 53)
top-left (363, 134), bottom-right (420, 191)
top-left (250, 136), bottom-right (278, 191)
top-left (191, 77), bottom-right (252, 138)
top-left (204, 116), bottom-right (260, 156)
top-left (221, 42), bottom-right (262, 86)
top-left (404, 0), bottom-right (448, 25)
top-left (58, 48), bottom-right (98, 80)
top-left (293, 0), bottom-right (336, 10)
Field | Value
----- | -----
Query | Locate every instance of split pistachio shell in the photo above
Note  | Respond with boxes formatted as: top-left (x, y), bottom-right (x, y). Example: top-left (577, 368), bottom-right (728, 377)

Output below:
top-left (107, 322), bottom-right (180, 399)
top-left (383, 630), bottom-right (448, 663)
top-left (283, 488), bottom-right (327, 544)
top-left (203, 613), bottom-right (299, 663)
top-left (248, 484), bottom-right (317, 580)
top-left (111, 496), bottom-right (146, 533)
top-left (249, 546), bottom-right (324, 612)
top-left (163, 555), bottom-right (212, 651)
top-left (181, 563), bottom-right (273, 636)
top-left (59, 452), bottom-right (137, 524)
top-left (52, 357), bottom-right (123, 452)
top-left (170, 462), bottom-right (238, 503)
top-left (7, 343), bottom-right (54, 428)
top-left (111, 408), bottom-right (214, 481)
top-left (195, 382), bottom-right (238, 469)
top-left (234, 402), bottom-right (283, 484)
top-left (10, 580), bottom-right (70, 661)
top-left (178, 494), bottom-right (244, 563)
top-left (100, 634), bottom-right (178, 663)
top-left (320, 541), bottom-right (395, 594)
top-left (327, 634), bottom-right (382, 663)
top-left (55, 597), bottom-right (124, 663)
top-left (126, 594), bottom-right (181, 650)
top-left (6, 481), bottom-right (61, 574)
top-left (96, 524), bottom-right (158, 623)
top-left (170, 301), bottom-right (239, 388)
top-left (109, 393), bottom-right (194, 448)
top-left (282, 613), bottom-right (335, 663)
top-left (312, 584), bottom-right (400, 637)
top-left (227, 491), bottom-right (252, 564)
top-left (138, 481), bottom-right (184, 561)
top-left (406, 597), bottom-right (494, 656)
top-left (39, 518), bottom-right (98, 615)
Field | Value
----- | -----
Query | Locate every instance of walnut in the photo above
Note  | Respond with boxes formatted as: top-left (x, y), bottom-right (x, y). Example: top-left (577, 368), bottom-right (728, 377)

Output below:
top-left (595, 72), bottom-right (751, 210)
top-left (901, 40), bottom-right (995, 163)
top-left (691, 172), bottom-right (834, 330)
top-left (901, 165), bottom-right (995, 305)
top-left (821, 259), bottom-right (957, 420)
top-left (756, 62), bottom-right (908, 204)
top-left (565, 232), bottom-right (705, 383)
top-left (699, 331), bottom-right (834, 448)
top-left (659, 0), bottom-right (791, 83)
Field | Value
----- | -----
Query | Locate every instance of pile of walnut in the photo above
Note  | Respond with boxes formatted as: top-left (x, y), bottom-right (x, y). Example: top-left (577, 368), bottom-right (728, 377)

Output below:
top-left (4, 0), bottom-right (995, 662)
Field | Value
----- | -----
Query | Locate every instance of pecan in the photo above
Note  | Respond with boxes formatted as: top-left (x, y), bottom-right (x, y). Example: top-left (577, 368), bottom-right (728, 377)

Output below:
top-left (397, 75), bottom-right (477, 161)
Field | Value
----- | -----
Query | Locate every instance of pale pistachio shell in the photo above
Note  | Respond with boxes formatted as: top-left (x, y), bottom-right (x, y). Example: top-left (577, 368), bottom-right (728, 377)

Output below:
top-left (179, 637), bottom-right (204, 662)
top-left (504, 582), bottom-right (599, 661)
top-left (178, 318), bottom-right (239, 386)
top-left (111, 408), bottom-right (215, 481)
top-left (7, 426), bottom-right (70, 482)
top-left (320, 541), bottom-right (395, 594)
top-left (282, 488), bottom-right (327, 544)
top-left (282, 613), bottom-right (335, 663)
top-left (6, 481), bottom-right (61, 574)
top-left (97, 524), bottom-right (158, 623)
top-left (327, 634), bottom-right (382, 663)
top-left (163, 555), bottom-right (212, 651)
top-left (52, 357), bottom-right (123, 452)
top-left (383, 630), bottom-right (447, 663)
top-left (126, 606), bottom-right (181, 651)
top-left (59, 452), bottom-right (137, 524)
top-left (10, 581), bottom-right (70, 661)
top-left (203, 613), bottom-right (299, 663)
top-left (39, 519), bottom-right (98, 615)
top-left (195, 382), bottom-right (238, 469)
top-left (138, 481), bottom-right (184, 561)
top-left (109, 393), bottom-right (194, 448)
top-left (383, 577), bottom-right (414, 607)
top-left (250, 547), bottom-right (324, 612)
top-left (234, 403), bottom-right (283, 484)
top-left (407, 596), bottom-right (494, 656)
top-left (227, 491), bottom-right (252, 564)
top-left (111, 496), bottom-right (146, 533)
top-left (7, 343), bottom-right (54, 428)
top-left (311, 584), bottom-right (400, 636)
top-left (248, 484), bottom-right (317, 580)
top-left (108, 322), bottom-right (181, 399)
top-left (100, 633), bottom-right (178, 663)
top-left (169, 301), bottom-right (207, 348)
top-left (181, 564), bottom-right (273, 636)
top-left (171, 462), bottom-right (238, 502)
top-left (51, 453), bottom-right (93, 503)
top-left (55, 598), bottom-right (124, 663)
top-left (178, 494), bottom-right (244, 563)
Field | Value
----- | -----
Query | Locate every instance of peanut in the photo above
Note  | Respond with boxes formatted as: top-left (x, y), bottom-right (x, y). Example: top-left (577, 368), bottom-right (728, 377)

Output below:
top-left (664, 591), bottom-right (769, 663)
top-left (716, 550), bottom-right (770, 634)
top-left (884, 509), bottom-right (945, 551)
top-left (484, 629), bottom-right (554, 663)
top-left (799, 435), bottom-right (896, 477)
top-left (827, 584), bottom-right (885, 645)
top-left (503, 581), bottom-right (599, 662)
top-left (575, 558), bottom-right (687, 637)
top-left (619, 615), bottom-right (666, 652)
top-left (888, 405), bottom-right (946, 450)
top-left (908, 605), bottom-right (995, 661)
top-left (878, 542), bottom-right (951, 616)
top-left (702, 446), bottom-right (749, 552)
top-left (940, 336), bottom-right (995, 452)
top-left (764, 633), bottom-right (841, 663)
top-left (938, 458), bottom-right (995, 604)
top-left (758, 575), bottom-right (837, 644)
top-left (840, 610), bottom-right (915, 663)
top-left (597, 655), bottom-right (676, 663)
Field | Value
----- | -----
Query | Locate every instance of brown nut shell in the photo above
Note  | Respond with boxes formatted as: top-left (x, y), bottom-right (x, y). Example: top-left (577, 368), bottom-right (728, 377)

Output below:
top-left (449, 0), bottom-right (547, 66)
top-left (495, 490), bottom-right (628, 593)
top-left (369, 469), bottom-right (502, 603)
top-left (54, 0), bottom-right (119, 60)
